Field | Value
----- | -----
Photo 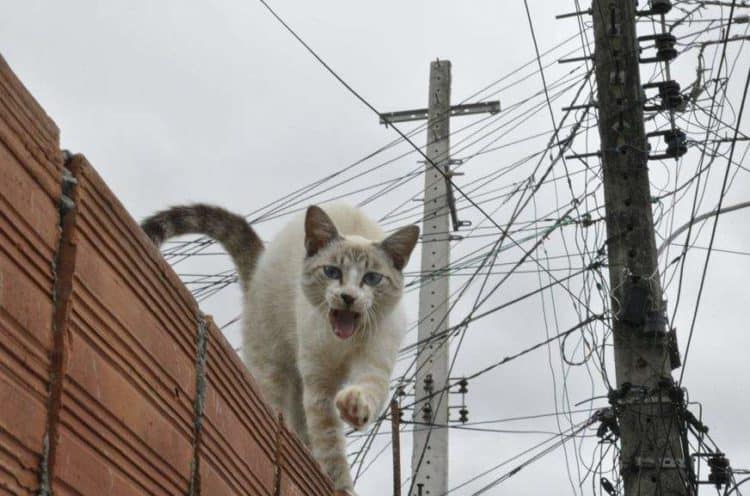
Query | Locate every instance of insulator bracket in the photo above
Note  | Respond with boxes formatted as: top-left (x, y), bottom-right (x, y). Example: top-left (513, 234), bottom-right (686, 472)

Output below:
top-left (707, 454), bottom-right (732, 489)
top-left (637, 0), bottom-right (673, 16)
top-left (638, 33), bottom-right (678, 63)
top-left (643, 80), bottom-right (685, 111)
top-left (647, 128), bottom-right (688, 160)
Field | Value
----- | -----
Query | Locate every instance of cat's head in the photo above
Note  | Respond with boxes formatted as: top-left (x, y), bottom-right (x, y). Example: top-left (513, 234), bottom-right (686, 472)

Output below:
top-left (301, 205), bottom-right (419, 340)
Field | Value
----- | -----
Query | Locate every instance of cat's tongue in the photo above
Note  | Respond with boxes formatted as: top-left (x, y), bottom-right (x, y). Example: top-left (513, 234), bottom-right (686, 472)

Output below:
top-left (331, 310), bottom-right (358, 339)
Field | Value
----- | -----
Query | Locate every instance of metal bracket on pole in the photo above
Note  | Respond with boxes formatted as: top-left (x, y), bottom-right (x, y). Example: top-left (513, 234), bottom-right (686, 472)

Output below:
top-left (562, 102), bottom-right (598, 112)
top-left (555, 8), bottom-right (591, 19)
top-left (379, 101), bottom-right (500, 125)
top-left (565, 150), bottom-right (601, 161)
top-left (558, 55), bottom-right (594, 64)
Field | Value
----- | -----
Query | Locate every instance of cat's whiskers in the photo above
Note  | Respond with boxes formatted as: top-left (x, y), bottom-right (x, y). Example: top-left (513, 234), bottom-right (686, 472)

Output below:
top-left (361, 306), bottom-right (377, 342)
top-left (312, 300), bottom-right (330, 342)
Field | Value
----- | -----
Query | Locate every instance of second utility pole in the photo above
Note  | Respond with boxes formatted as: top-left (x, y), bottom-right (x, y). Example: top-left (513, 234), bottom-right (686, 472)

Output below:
top-left (379, 60), bottom-right (499, 496)
top-left (412, 59), bottom-right (451, 496)
top-left (592, 1), bottom-right (690, 495)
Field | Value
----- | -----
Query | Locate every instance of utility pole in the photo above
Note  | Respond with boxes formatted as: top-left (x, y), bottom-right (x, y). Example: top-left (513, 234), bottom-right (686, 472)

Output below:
top-left (391, 400), bottom-right (401, 496)
top-left (411, 59), bottom-right (451, 496)
top-left (379, 61), bottom-right (499, 496)
top-left (591, 1), bottom-right (690, 494)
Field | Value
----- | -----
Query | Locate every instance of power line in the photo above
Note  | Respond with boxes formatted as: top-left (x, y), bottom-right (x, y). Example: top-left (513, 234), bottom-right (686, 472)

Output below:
top-left (679, 57), bottom-right (750, 385)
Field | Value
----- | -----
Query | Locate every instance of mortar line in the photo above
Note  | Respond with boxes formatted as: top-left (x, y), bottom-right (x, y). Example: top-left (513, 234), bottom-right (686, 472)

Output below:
top-left (188, 312), bottom-right (208, 496)
top-left (38, 152), bottom-right (81, 495)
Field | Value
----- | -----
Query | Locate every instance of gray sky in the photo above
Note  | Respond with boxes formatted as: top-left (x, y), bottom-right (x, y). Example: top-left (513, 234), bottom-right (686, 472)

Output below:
top-left (2, 1), bottom-right (748, 495)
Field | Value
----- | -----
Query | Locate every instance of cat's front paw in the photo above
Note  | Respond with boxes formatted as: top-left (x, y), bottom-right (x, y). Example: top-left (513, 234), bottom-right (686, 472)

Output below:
top-left (335, 386), bottom-right (371, 430)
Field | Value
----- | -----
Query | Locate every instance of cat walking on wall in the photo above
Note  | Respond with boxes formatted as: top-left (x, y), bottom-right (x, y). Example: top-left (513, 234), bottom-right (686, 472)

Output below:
top-left (142, 203), bottom-right (419, 494)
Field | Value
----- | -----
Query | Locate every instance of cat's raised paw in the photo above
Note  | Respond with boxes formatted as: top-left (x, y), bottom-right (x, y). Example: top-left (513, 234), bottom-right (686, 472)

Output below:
top-left (335, 386), bottom-right (371, 430)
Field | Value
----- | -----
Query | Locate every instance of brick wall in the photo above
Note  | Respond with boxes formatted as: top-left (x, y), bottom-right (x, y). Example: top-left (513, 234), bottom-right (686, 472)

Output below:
top-left (0, 55), bottom-right (333, 496)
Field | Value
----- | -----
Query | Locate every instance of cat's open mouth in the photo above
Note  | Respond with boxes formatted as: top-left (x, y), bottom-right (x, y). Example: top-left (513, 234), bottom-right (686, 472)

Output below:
top-left (329, 309), bottom-right (361, 340)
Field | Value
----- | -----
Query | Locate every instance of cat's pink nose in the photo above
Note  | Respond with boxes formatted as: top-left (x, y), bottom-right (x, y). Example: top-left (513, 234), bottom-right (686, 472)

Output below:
top-left (341, 293), bottom-right (356, 306)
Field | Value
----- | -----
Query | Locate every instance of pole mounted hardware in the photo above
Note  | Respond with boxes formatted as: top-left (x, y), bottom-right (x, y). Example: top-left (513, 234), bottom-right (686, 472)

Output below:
top-left (555, 8), bottom-right (592, 20)
top-left (447, 378), bottom-right (469, 424)
top-left (595, 407), bottom-right (620, 442)
top-left (617, 276), bottom-right (669, 335)
top-left (423, 373), bottom-right (434, 394)
top-left (644, 310), bottom-right (669, 336)
top-left (558, 55), bottom-right (594, 64)
top-left (378, 101), bottom-right (500, 126)
top-left (617, 278), bottom-right (652, 327)
top-left (562, 102), bottom-right (598, 112)
top-left (668, 328), bottom-right (681, 369)
top-left (643, 80), bottom-right (685, 112)
top-left (565, 150), bottom-right (602, 161)
top-left (646, 128), bottom-right (688, 160)
top-left (637, 0), bottom-right (673, 16)
top-left (600, 477), bottom-right (617, 496)
top-left (707, 454), bottom-right (731, 489)
top-left (691, 452), bottom-right (732, 490)
top-left (638, 33), bottom-right (678, 63)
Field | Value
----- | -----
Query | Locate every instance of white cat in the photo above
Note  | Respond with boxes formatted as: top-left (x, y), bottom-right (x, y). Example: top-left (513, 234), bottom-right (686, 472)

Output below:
top-left (142, 203), bottom-right (419, 493)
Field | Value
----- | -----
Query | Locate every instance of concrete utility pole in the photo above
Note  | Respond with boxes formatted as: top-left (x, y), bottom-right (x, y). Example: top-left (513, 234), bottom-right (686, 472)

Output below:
top-left (379, 61), bottom-right (499, 496)
top-left (591, 1), bottom-right (691, 495)
top-left (411, 59), bottom-right (451, 496)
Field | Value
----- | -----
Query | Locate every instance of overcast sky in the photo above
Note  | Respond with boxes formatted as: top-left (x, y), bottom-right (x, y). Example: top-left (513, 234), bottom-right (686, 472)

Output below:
top-left (2, 1), bottom-right (749, 495)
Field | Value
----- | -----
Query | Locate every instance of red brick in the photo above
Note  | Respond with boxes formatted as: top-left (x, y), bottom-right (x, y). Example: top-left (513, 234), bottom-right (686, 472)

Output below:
top-left (200, 318), bottom-right (277, 496)
top-left (57, 323), bottom-right (192, 493)
top-left (0, 78), bottom-right (59, 392)
top-left (203, 318), bottom-right (277, 452)
top-left (0, 247), bottom-right (54, 378)
top-left (0, 55), bottom-right (59, 145)
top-left (0, 140), bottom-right (59, 264)
top-left (280, 425), bottom-right (333, 496)
top-left (0, 55), bottom-right (61, 496)
top-left (71, 228), bottom-right (197, 402)
top-left (279, 477), bottom-right (308, 496)
top-left (0, 55), bottom-right (62, 200)
top-left (53, 428), bottom-right (148, 496)
top-left (199, 318), bottom-right (333, 495)
top-left (75, 160), bottom-right (199, 328)
top-left (0, 373), bottom-right (47, 495)
top-left (198, 456), bottom-right (241, 496)
top-left (0, 362), bottom-right (47, 450)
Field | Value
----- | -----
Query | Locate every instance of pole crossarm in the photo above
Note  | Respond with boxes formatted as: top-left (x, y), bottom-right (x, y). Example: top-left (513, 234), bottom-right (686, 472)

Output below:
top-left (379, 101), bottom-right (500, 125)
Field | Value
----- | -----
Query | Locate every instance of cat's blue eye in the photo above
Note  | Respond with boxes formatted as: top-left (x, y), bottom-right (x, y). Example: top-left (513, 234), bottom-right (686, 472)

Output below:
top-left (323, 265), bottom-right (342, 279)
top-left (362, 272), bottom-right (383, 286)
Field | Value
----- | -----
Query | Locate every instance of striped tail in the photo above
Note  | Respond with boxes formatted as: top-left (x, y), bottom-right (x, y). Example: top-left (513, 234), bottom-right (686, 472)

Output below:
top-left (141, 204), bottom-right (263, 293)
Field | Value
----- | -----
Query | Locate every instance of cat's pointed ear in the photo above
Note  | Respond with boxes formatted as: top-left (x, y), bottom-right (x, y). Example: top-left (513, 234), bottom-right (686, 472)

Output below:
top-left (380, 225), bottom-right (420, 271)
top-left (305, 205), bottom-right (340, 257)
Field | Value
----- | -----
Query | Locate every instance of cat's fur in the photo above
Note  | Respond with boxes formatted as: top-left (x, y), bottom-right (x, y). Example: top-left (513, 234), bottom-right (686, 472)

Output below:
top-left (142, 203), bottom-right (418, 493)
